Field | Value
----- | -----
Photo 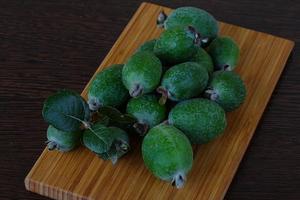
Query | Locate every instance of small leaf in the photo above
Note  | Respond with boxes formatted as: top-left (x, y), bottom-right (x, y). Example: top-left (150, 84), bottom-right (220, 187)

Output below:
top-left (98, 106), bottom-right (136, 124)
top-left (42, 90), bottom-right (91, 132)
top-left (82, 123), bottom-right (114, 154)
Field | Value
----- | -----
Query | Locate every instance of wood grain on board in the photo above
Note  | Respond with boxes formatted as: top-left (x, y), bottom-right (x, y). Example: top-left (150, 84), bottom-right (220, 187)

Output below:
top-left (25, 2), bottom-right (294, 200)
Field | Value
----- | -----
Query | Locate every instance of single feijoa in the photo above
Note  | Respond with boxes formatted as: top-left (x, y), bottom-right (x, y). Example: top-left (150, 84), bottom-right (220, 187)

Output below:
top-left (168, 98), bottom-right (227, 144)
top-left (205, 71), bottom-right (246, 112)
top-left (88, 64), bottom-right (129, 111)
top-left (154, 26), bottom-right (200, 64)
top-left (122, 51), bottom-right (162, 97)
top-left (46, 125), bottom-right (82, 152)
top-left (157, 62), bottom-right (209, 104)
top-left (157, 7), bottom-right (219, 46)
top-left (126, 95), bottom-right (166, 135)
top-left (142, 124), bottom-right (193, 188)
top-left (207, 36), bottom-right (240, 71)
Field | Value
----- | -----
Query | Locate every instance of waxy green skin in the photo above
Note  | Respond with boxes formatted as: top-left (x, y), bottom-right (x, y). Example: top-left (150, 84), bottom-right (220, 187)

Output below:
top-left (122, 51), bottom-right (162, 97)
top-left (160, 62), bottom-right (209, 101)
top-left (163, 7), bottom-right (219, 46)
top-left (190, 48), bottom-right (214, 74)
top-left (136, 39), bottom-right (156, 53)
top-left (207, 71), bottom-right (247, 112)
top-left (142, 124), bottom-right (193, 187)
top-left (88, 64), bottom-right (129, 110)
top-left (154, 27), bottom-right (198, 65)
top-left (169, 98), bottom-right (227, 144)
top-left (47, 125), bottom-right (82, 152)
top-left (207, 36), bottom-right (240, 71)
top-left (126, 95), bottom-right (166, 128)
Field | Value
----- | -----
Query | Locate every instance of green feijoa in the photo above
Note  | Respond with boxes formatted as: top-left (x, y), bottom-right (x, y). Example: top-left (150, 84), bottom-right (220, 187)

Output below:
top-left (88, 64), bottom-right (129, 111)
top-left (126, 95), bottom-right (166, 135)
top-left (205, 71), bottom-right (246, 112)
top-left (190, 48), bottom-right (214, 74)
top-left (154, 26), bottom-right (199, 65)
top-left (207, 36), bottom-right (240, 71)
top-left (46, 125), bottom-right (82, 152)
top-left (157, 62), bottom-right (209, 104)
top-left (168, 98), bottom-right (227, 144)
top-left (142, 124), bottom-right (193, 188)
top-left (136, 39), bottom-right (156, 53)
top-left (157, 7), bottom-right (219, 46)
top-left (42, 89), bottom-right (91, 132)
top-left (122, 51), bottom-right (162, 97)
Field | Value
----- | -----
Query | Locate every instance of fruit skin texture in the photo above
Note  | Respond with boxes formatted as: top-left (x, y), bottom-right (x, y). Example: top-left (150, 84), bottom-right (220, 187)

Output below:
top-left (154, 27), bottom-right (198, 65)
top-left (88, 64), bottom-right (129, 111)
top-left (163, 7), bottom-right (219, 46)
top-left (126, 95), bottom-right (166, 128)
top-left (190, 48), bottom-right (214, 74)
top-left (142, 124), bottom-right (193, 188)
top-left (46, 125), bottom-right (82, 152)
top-left (207, 36), bottom-right (240, 71)
top-left (169, 98), bottom-right (227, 144)
top-left (207, 71), bottom-right (247, 112)
top-left (159, 62), bottom-right (209, 102)
top-left (122, 51), bottom-right (162, 97)
top-left (136, 39), bottom-right (156, 53)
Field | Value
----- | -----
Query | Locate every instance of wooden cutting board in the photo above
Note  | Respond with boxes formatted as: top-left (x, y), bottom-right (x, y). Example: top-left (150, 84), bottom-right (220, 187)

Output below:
top-left (25, 2), bottom-right (294, 200)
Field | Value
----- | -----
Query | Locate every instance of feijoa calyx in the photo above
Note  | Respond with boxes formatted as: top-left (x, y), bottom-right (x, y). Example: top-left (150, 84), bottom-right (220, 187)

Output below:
top-left (88, 64), bottom-right (129, 111)
top-left (205, 71), bottom-right (246, 112)
top-left (122, 51), bottom-right (162, 97)
top-left (207, 36), bottom-right (240, 71)
top-left (154, 26), bottom-right (200, 65)
top-left (157, 62), bottom-right (209, 104)
top-left (126, 95), bottom-right (166, 135)
top-left (142, 124), bottom-right (193, 188)
top-left (157, 7), bottom-right (219, 46)
top-left (169, 98), bottom-right (227, 144)
top-left (46, 125), bottom-right (82, 152)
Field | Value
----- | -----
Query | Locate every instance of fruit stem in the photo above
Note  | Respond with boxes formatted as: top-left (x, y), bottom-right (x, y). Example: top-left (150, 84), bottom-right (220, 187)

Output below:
top-left (171, 172), bottom-right (186, 189)
top-left (130, 84), bottom-right (143, 97)
top-left (156, 10), bottom-right (167, 28)
top-left (133, 122), bottom-right (149, 136)
top-left (157, 86), bottom-right (168, 105)
top-left (47, 141), bottom-right (57, 151)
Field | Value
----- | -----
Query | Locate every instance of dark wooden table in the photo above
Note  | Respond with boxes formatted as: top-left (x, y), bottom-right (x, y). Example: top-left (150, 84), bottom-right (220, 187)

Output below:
top-left (0, 0), bottom-right (299, 199)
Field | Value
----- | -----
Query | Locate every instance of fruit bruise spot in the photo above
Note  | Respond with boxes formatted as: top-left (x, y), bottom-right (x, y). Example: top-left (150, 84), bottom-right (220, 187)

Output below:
top-left (157, 10), bottom-right (168, 28)
top-left (130, 84), bottom-right (143, 97)
top-left (133, 122), bottom-right (149, 136)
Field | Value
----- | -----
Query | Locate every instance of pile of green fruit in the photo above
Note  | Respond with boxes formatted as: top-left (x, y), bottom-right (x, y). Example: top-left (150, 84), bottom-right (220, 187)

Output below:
top-left (41, 6), bottom-right (246, 188)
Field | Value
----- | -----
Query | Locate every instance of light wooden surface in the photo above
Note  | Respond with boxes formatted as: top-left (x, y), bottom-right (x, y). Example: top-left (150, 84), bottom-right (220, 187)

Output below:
top-left (25, 2), bottom-right (294, 200)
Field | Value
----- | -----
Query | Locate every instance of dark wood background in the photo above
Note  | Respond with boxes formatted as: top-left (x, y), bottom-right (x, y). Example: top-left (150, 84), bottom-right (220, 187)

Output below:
top-left (0, 0), bottom-right (299, 199)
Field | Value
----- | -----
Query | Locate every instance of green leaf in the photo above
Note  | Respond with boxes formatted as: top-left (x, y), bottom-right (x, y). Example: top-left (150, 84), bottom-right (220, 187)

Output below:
top-left (42, 90), bottom-right (91, 132)
top-left (82, 123), bottom-right (114, 154)
top-left (98, 106), bottom-right (136, 124)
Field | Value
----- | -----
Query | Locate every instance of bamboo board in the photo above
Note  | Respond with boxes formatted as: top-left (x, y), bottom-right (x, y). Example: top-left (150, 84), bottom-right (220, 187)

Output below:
top-left (25, 2), bottom-right (294, 200)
